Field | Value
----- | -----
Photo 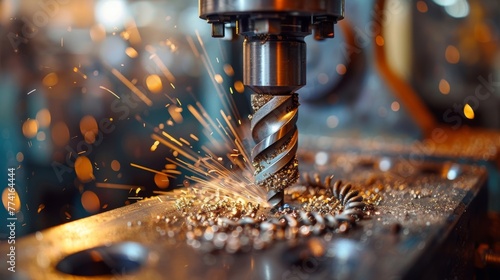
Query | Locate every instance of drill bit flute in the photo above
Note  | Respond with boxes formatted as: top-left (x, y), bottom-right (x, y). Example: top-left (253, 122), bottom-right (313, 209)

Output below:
top-left (199, 0), bottom-right (344, 208)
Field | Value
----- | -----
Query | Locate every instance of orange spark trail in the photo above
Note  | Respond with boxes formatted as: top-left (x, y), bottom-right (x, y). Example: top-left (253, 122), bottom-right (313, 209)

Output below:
top-left (96, 182), bottom-right (144, 190)
top-left (146, 45), bottom-right (176, 83)
top-left (193, 31), bottom-right (241, 123)
top-left (99, 86), bottom-right (121, 99)
top-left (221, 110), bottom-right (251, 167)
top-left (111, 68), bottom-right (153, 106)
top-left (152, 134), bottom-right (198, 162)
top-left (130, 163), bottom-right (172, 177)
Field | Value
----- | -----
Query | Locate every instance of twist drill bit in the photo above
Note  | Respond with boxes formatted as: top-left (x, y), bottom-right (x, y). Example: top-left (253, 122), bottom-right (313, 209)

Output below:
top-left (251, 93), bottom-right (299, 209)
top-left (198, 0), bottom-right (345, 209)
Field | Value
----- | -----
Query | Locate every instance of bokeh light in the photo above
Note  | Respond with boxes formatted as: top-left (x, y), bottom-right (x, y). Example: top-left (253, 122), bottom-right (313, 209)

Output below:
top-left (89, 24), bottom-right (106, 42)
top-left (36, 131), bottom-right (46, 141)
top-left (391, 101), bottom-right (401, 112)
top-left (474, 23), bottom-right (492, 43)
top-left (234, 81), bottom-right (245, 93)
top-left (42, 73), bottom-right (59, 88)
top-left (125, 47), bottom-right (139, 58)
top-left (214, 74), bottom-right (223, 84)
top-left (95, 0), bottom-right (128, 31)
top-left (80, 115), bottom-right (98, 144)
top-left (81, 191), bottom-right (100, 213)
top-left (445, 45), bottom-right (460, 64)
top-left (439, 79), bottom-right (451, 95)
top-left (317, 73), bottom-right (329, 85)
top-left (223, 64), bottom-right (234, 76)
top-left (75, 156), bottom-right (94, 183)
top-left (36, 109), bottom-right (51, 128)
top-left (444, 0), bottom-right (470, 18)
top-left (326, 115), bottom-right (339, 128)
top-left (52, 122), bottom-right (70, 147)
top-left (168, 105), bottom-right (184, 124)
top-left (22, 119), bottom-right (39, 138)
top-left (111, 160), bottom-right (121, 171)
top-left (463, 104), bottom-right (475, 119)
top-left (416, 1), bottom-right (428, 13)
top-left (2, 188), bottom-right (21, 213)
top-left (146, 74), bottom-right (163, 93)
top-left (16, 152), bottom-right (24, 162)
top-left (375, 35), bottom-right (385, 46)
top-left (336, 64), bottom-right (347, 75)
top-left (154, 173), bottom-right (170, 189)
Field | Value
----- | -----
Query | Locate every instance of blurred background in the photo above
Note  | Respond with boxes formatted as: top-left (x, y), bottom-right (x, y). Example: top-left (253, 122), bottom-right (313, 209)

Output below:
top-left (1, 0), bottom-right (499, 239)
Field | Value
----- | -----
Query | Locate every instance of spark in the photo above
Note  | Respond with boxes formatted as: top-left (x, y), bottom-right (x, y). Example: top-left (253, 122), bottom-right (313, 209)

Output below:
top-left (99, 86), bottom-right (120, 99)
top-left (96, 182), bottom-right (144, 190)
top-left (27, 89), bottom-right (36, 95)
top-left (162, 169), bottom-right (182, 175)
top-left (125, 20), bottom-right (142, 45)
top-left (104, 30), bottom-right (267, 209)
top-left (130, 163), bottom-right (174, 177)
top-left (161, 131), bottom-right (184, 147)
top-left (37, 204), bottom-right (45, 213)
top-left (73, 67), bottom-right (87, 79)
top-left (165, 164), bottom-right (177, 169)
top-left (153, 134), bottom-right (195, 162)
top-left (193, 31), bottom-right (241, 121)
top-left (220, 110), bottom-right (251, 165)
top-left (145, 45), bottom-right (176, 83)
top-left (154, 191), bottom-right (169, 195)
top-left (111, 68), bottom-right (153, 106)
top-left (186, 35), bottom-right (200, 57)
top-left (190, 134), bottom-right (199, 141)
top-left (150, 140), bottom-right (160, 152)
top-left (179, 138), bottom-right (190, 146)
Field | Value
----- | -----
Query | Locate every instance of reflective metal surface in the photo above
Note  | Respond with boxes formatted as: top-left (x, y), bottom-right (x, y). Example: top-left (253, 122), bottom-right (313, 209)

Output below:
top-left (199, 0), bottom-right (345, 18)
top-left (0, 152), bottom-right (487, 279)
top-left (244, 38), bottom-right (306, 94)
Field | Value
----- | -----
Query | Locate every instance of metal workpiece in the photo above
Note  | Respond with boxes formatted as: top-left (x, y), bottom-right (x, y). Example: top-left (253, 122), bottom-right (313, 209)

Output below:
top-left (251, 93), bottom-right (299, 208)
top-left (1, 155), bottom-right (487, 279)
top-left (199, 0), bottom-right (345, 208)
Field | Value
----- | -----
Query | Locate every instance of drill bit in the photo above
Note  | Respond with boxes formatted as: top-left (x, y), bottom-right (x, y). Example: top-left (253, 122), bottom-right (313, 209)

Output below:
top-left (251, 93), bottom-right (299, 209)
top-left (198, 0), bottom-right (345, 209)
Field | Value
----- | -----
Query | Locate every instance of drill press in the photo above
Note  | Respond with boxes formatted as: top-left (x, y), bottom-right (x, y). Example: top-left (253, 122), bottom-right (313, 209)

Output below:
top-left (199, 0), bottom-right (345, 208)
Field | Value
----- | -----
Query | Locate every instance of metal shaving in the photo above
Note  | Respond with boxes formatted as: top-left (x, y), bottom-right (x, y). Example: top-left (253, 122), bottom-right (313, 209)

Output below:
top-left (158, 173), bottom-right (374, 253)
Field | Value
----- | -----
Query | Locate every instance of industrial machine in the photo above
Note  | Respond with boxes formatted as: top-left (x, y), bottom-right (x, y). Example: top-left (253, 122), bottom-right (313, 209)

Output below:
top-left (199, 0), bottom-right (345, 208)
top-left (1, 0), bottom-right (499, 279)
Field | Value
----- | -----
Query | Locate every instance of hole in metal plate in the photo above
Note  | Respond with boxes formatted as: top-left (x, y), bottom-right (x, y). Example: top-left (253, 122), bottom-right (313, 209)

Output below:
top-left (56, 242), bottom-right (148, 276)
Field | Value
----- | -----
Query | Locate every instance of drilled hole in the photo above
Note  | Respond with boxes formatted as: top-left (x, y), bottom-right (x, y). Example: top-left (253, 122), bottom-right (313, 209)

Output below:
top-left (56, 242), bottom-right (148, 276)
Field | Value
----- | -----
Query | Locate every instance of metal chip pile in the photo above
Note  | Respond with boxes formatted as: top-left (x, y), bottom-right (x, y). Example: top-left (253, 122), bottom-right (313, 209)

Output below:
top-left (161, 174), bottom-right (376, 253)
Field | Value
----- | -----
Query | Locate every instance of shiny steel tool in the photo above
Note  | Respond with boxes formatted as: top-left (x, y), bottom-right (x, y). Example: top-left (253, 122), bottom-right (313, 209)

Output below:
top-left (199, 0), bottom-right (345, 208)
